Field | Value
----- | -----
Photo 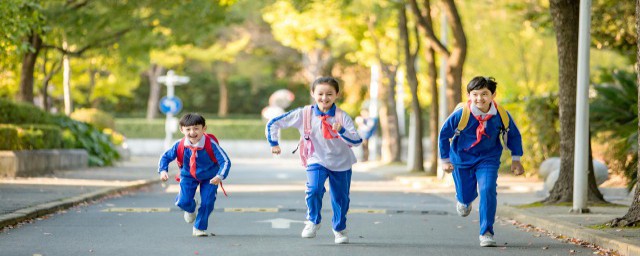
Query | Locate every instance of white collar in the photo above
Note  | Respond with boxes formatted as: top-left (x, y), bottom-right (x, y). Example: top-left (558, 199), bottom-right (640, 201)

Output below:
top-left (470, 101), bottom-right (497, 117)
top-left (183, 135), bottom-right (206, 148)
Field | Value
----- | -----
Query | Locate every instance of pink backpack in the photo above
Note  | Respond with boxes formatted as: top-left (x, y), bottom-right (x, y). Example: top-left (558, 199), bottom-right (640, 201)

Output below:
top-left (295, 105), bottom-right (344, 167)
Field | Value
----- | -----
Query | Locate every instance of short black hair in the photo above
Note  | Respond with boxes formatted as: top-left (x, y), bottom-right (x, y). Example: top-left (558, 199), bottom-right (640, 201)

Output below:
top-left (466, 76), bottom-right (497, 94)
top-left (179, 113), bottom-right (206, 127)
top-left (311, 76), bottom-right (340, 93)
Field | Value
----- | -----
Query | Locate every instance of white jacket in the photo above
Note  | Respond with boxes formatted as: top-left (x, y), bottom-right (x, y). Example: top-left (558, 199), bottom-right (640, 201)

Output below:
top-left (266, 104), bottom-right (362, 171)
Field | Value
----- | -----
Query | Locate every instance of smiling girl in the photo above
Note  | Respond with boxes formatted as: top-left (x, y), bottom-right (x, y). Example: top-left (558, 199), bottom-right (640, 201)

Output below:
top-left (265, 77), bottom-right (362, 244)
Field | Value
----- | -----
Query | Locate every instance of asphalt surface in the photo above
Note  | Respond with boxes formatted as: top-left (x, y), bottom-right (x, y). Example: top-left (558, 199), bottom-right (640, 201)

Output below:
top-left (0, 156), bottom-right (616, 256)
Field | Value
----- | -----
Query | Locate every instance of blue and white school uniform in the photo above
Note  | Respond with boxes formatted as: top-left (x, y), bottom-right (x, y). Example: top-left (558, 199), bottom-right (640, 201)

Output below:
top-left (438, 102), bottom-right (523, 236)
top-left (266, 104), bottom-right (362, 232)
top-left (158, 135), bottom-right (231, 231)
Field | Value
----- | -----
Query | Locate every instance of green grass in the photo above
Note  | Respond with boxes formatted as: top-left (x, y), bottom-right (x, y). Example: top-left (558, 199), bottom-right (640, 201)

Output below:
top-left (516, 201), bottom-right (629, 209)
top-left (115, 118), bottom-right (300, 140)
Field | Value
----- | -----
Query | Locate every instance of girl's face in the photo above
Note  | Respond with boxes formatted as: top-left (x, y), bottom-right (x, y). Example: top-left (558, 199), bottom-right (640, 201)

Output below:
top-left (180, 124), bottom-right (207, 145)
top-left (311, 83), bottom-right (338, 112)
top-left (468, 88), bottom-right (495, 113)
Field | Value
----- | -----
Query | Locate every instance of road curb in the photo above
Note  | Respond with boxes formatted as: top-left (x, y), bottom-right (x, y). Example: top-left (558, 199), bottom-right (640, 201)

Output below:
top-left (0, 179), bottom-right (159, 229)
top-left (497, 205), bottom-right (640, 256)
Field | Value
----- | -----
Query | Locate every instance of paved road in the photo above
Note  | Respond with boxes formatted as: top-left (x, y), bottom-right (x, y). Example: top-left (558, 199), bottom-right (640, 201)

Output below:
top-left (0, 157), bottom-right (599, 256)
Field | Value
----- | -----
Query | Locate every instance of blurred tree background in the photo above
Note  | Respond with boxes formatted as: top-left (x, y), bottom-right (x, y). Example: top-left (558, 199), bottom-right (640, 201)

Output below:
top-left (0, 0), bottom-right (636, 182)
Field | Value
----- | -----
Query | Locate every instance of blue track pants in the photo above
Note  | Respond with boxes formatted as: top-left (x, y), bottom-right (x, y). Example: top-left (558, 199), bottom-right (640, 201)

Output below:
top-left (305, 164), bottom-right (352, 232)
top-left (452, 163), bottom-right (498, 236)
top-left (175, 175), bottom-right (218, 231)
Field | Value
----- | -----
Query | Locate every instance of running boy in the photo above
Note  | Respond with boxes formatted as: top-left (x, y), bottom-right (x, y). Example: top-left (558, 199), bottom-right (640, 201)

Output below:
top-left (158, 113), bottom-right (231, 237)
top-left (266, 77), bottom-right (362, 244)
top-left (438, 76), bottom-right (524, 247)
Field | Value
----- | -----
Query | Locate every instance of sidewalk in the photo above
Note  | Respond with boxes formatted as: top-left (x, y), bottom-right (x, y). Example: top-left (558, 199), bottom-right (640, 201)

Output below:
top-left (0, 156), bottom-right (159, 229)
top-left (357, 161), bottom-right (640, 256)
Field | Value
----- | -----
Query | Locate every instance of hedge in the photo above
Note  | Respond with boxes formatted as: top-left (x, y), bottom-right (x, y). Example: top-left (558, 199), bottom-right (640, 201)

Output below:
top-left (0, 124), bottom-right (62, 150)
top-left (115, 118), bottom-right (300, 140)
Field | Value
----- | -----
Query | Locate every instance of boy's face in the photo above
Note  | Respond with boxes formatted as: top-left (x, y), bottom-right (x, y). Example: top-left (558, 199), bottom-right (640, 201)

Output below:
top-left (468, 88), bottom-right (496, 112)
top-left (311, 83), bottom-right (338, 112)
top-left (180, 124), bottom-right (206, 145)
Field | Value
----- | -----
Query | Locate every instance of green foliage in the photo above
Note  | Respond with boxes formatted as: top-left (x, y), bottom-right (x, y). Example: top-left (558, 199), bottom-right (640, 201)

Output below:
top-left (499, 96), bottom-right (560, 175)
top-left (590, 70), bottom-right (638, 190)
top-left (0, 98), bottom-right (53, 124)
top-left (0, 123), bottom-right (62, 150)
top-left (0, 124), bottom-right (20, 150)
top-left (17, 124), bottom-right (62, 150)
top-left (53, 115), bottom-right (119, 166)
top-left (70, 108), bottom-right (115, 131)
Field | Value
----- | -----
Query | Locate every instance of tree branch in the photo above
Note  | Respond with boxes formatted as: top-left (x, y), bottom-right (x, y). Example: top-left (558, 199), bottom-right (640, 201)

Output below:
top-left (408, 0), bottom-right (450, 57)
top-left (43, 27), bottom-right (132, 56)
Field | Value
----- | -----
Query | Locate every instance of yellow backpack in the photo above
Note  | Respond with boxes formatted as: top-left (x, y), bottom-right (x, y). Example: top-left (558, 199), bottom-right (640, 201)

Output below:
top-left (453, 101), bottom-right (510, 146)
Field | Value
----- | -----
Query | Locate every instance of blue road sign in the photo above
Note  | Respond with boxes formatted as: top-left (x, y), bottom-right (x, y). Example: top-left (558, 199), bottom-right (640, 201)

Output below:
top-left (159, 96), bottom-right (183, 115)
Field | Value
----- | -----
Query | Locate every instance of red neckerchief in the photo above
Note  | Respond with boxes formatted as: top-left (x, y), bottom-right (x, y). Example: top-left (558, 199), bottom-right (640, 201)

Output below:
top-left (466, 101), bottom-right (493, 150)
top-left (319, 115), bottom-right (339, 139)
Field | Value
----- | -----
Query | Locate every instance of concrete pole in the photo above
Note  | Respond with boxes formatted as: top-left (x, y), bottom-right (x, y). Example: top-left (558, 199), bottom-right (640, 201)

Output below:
top-left (572, 0), bottom-right (592, 214)
top-left (369, 64), bottom-right (380, 161)
top-left (437, 12), bottom-right (448, 180)
top-left (62, 40), bottom-right (72, 115)
top-left (159, 70), bottom-right (189, 150)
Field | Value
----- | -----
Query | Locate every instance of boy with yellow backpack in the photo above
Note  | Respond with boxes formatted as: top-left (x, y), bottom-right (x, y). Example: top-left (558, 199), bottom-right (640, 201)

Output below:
top-left (438, 76), bottom-right (524, 247)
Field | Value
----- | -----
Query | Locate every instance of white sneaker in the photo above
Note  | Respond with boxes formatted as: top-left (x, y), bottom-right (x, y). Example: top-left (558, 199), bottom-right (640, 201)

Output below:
top-left (184, 211), bottom-right (196, 223)
top-left (192, 227), bottom-right (208, 237)
top-left (479, 232), bottom-right (496, 247)
top-left (456, 202), bottom-right (472, 217)
top-left (301, 222), bottom-right (321, 238)
top-left (333, 230), bottom-right (349, 244)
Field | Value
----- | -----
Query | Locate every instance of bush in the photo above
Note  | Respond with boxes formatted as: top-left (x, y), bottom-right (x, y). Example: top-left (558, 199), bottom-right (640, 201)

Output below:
top-left (0, 124), bottom-right (62, 150)
top-left (0, 124), bottom-right (20, 150)
top-left (70, 108), bottom-right (115, 131)
top-left (0, 98), bottom-right (53, 124)
top-left (54, 115), bottom-right (120, 166)
top-left (17, 124), bottom-right (62, 150)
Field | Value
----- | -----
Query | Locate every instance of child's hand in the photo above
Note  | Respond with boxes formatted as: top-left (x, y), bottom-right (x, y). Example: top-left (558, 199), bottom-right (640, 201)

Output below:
top-left (332, 123), bottom-right (342, 133)
top-left (159, 171), bottom-right (169, 181)
top-left (271, 145), bottom-right (281, 155)
top-left (512, 161), bottom-right (525, 176)
top-left (210, 176), bottom-right (222, 185)
top-left (443, 163), bottom-right (454, 173)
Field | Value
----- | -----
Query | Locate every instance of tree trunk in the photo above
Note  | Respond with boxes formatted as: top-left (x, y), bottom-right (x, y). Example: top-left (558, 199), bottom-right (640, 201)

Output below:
top-left (18, 32), bottom-right (42, 104)
top-left (588, 133), bottom-right (606, 203)
top-left (379, 65), bottom-right (402, 163)
top-left (441, 0), bottom-right (466, 112)
top-left (368, 14), bottom-right (401, 163)
top-left (427, 47), bottom-right (439, 175)
top-left (608, 0), bottom-right (640, 227)
top-left (218, 71), bottom-right (229, 117)
top-left (400, 5), bottom-right (424, 172)
top-left (409, 0), bottom-right (466, 113)
top-left (543, 0), bottom-right (580, 204)
top-left (40, 50), bottom-right (61, 112)
top-left (146, 64), bottom-right (164, 120)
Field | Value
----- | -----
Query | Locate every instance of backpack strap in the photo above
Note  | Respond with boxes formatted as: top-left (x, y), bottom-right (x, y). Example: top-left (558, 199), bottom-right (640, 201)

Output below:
top-left (203, 134), bottom-right (218, 164)
top-left (334, 107), bottom-right (344, 126)
top-left (303, 105), bottom-right (313, 138)
top-left (493, 101), bottom-right (510, 132)
top-left (177, 138), bottom-right (186, 168)
top-left (455, 101), bottom-right (470, 136)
